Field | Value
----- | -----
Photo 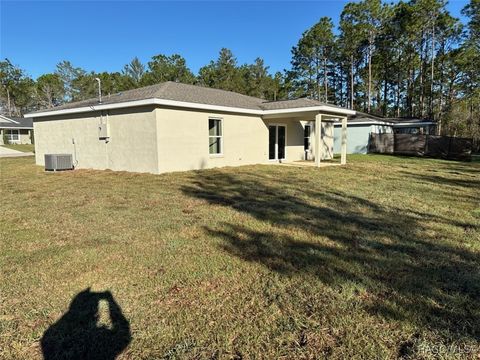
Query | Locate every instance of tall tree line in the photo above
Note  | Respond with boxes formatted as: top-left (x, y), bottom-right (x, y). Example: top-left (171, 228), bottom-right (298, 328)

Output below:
top-left (0, 49), bottom-right (287, 114)
top-left (288, 0), bottom-right (479, 139)
top-left (0, 0), bottom-right (478, 140)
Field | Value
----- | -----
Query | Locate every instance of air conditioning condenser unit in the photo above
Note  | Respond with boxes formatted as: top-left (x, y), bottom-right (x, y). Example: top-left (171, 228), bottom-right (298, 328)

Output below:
top-left (44, 154), bottom-right (74, 171)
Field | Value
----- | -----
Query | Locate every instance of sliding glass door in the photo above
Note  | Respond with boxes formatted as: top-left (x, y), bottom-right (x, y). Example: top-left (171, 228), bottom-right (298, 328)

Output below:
top-left (268, 125), bottom-right (286, 161)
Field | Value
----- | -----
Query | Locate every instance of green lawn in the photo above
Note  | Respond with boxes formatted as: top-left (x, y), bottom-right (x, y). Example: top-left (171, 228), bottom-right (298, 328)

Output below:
top-left (0, 143), bottom-right (35, 153)
top-left (1, 155), bottom-right (479, 359)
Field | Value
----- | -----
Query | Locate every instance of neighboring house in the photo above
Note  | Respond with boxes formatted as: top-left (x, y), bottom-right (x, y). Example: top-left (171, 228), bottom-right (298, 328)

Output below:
top-left (25, 82), bottom-right (354, 174)
top-left (391, 118), bottom-right (436, 135)
top-left (0, 115), bottom-right (34, 145)
top-left (333, 113), bottom-right (435, 154)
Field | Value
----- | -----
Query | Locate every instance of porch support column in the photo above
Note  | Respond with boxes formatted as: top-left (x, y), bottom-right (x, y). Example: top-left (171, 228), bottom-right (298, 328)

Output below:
top-left (315, 113), bottom-right (322, 167)
top-left (341, 116), bottom-right (347, 165)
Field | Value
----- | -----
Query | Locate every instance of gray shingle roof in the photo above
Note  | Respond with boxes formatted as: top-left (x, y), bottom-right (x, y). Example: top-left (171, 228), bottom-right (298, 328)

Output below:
top-left (260, 98), bottom-right (322, 110)
top-left (29, 81), bottom-right (344, 114)
top-left (158, 82), bottom-right (265, 109)
top-left (347, 111), bottom-right (434, 125)
top-left (387, 118), bottom-right (435, 124)
top-left (0, 116), bottom-right (33, 129)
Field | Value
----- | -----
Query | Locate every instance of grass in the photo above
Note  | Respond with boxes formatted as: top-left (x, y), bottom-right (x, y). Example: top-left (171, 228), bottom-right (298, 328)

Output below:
top-left (1, 155), bottom-right (479, 359)
top-left (0, 143), bottom-right (35, 153)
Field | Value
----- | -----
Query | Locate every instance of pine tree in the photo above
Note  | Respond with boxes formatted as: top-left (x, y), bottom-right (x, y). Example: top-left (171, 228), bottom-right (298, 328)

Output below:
top-left (290, 17), bottom-right (335, 101)
top-left (143, 54), bottom-right (195, 85)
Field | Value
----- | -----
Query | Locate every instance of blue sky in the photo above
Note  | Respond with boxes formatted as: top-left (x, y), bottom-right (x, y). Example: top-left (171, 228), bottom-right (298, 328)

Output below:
top-left (0, 1), bottom-right (469, 79)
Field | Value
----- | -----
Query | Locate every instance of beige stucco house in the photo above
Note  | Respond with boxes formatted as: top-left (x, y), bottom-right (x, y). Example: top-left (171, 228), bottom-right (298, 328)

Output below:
top-left (25, 82), bottom-right (354, 174)
top-left (0, 115), bottom-right (34, 145)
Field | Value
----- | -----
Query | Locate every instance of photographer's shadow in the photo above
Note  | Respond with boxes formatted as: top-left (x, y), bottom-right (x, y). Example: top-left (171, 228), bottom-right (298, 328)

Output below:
top-left (41, 288), bottom-right (131, 360)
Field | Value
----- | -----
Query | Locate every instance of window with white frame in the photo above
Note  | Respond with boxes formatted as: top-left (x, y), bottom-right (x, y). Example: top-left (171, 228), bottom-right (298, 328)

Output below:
top-left (209, 118), bottom-right (223, 155)
top-left (6, 129), bottom-right (19, 142)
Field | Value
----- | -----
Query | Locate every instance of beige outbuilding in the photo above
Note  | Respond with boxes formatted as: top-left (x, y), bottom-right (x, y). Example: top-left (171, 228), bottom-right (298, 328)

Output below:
top-left (25, 82), bottom-right (354, 174)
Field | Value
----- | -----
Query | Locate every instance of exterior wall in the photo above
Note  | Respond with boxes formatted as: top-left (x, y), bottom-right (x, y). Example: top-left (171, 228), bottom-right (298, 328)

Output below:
top-left (261, 118), bottom-right (334, 162)
top-left (155, 109), bottom-right (313, 173)
top-left (106, 107), bottom-right (158, 173)
top-left (0, 128), bottom-right (32, 145)
top-left (156, 108), bottom-right (270, 173)
top-left (32, 104), bottom-right (337, 174)
top-left (34, 106), bottom-right (159, 173)
top-left (334, 124), bottom-right (392, 154)
top-left (264, 118), bottom-right (306, 162)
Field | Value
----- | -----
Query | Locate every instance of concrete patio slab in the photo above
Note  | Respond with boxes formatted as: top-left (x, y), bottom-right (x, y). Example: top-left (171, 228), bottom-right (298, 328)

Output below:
top-left (274, 160), bottom-right (342, 168)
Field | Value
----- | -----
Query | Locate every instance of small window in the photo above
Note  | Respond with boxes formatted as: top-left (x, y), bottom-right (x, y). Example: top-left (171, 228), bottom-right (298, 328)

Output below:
top-left (304, 125), bottom-right (311, 151)
top-left (6, 129), bottom-right (19, 142)
top-left (209, 118), bottom-right (222, 155)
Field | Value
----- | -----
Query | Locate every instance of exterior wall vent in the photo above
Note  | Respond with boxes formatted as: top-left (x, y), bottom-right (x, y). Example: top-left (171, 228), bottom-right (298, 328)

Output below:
top-left (44, 154), bottom-right (74, 171)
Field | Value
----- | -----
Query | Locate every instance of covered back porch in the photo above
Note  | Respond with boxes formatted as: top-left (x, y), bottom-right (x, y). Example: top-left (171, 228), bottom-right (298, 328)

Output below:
top-left (262, 110), bottom-right (349, 167)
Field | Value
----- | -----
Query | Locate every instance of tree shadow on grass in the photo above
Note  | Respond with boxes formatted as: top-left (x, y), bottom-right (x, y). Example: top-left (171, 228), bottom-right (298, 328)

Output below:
top-left (41, 288), bottom-right (131, 360)
top-left (181, 170), bottom-right (480, 344)
top-left (401, 171), bottom-right (480, 190)
top-left (399, 166), bottom-right (480, 202)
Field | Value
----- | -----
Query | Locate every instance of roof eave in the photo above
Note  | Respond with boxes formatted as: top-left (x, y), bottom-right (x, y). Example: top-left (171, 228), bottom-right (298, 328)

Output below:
top-left (25, 98), bottom-right (264, 118)
top-left (262, 105), bottom-right (355, 116)
top-left (0, 126), bottom-right (33, 129)
top-left (334, 120), bottom-right (393, 126)
top-left (0, 115), bottom-right (20, 124)
top-left (25, 99), bottom-right (356, 118)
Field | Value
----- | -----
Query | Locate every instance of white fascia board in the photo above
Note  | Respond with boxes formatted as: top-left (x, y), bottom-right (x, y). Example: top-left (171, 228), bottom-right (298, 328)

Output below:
top-left (262, 105), bottom-right (355, 116)
top-left (319, 105), bottom-right (356, 116)
top-left (25, 99), bottom-right (356, 118)
top-left (334, 120), bottom-right (393, 126)
top-left (154, 99), bottom-right (263, 115)
top-left (25, 98), bottom-right (263, 118)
